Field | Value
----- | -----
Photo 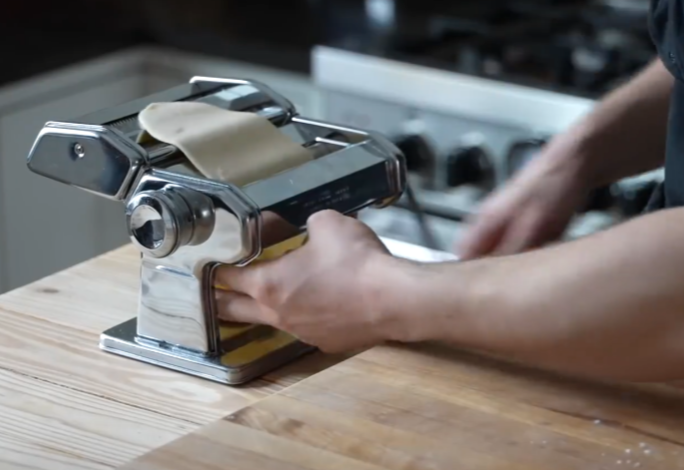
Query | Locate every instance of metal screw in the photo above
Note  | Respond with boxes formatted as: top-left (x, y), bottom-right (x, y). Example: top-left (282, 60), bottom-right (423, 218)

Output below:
top-left (73, 143), bottom-right (85, 158)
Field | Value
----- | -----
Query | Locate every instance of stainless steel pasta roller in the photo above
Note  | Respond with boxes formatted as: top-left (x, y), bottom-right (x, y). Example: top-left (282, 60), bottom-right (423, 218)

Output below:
top-left (25, 76), bottom-right (406, 385)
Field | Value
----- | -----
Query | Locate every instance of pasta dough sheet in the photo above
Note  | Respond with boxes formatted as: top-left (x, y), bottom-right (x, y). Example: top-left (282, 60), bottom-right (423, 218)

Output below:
top-left (138, 101), bottom-right (312, 187)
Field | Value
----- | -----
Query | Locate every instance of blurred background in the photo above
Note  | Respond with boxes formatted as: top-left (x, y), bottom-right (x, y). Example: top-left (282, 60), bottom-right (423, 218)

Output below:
top-left (0, 0), bottom-right (660, 293)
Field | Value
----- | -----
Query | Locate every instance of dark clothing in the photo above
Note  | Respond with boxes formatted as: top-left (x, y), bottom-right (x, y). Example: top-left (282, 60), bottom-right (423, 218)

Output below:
top-left (648, 0), bottom-right (684, 210)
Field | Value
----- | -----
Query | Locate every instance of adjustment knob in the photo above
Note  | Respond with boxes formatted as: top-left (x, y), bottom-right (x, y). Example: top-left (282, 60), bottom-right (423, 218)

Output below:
top-left (126, 187), bottom-right (215, 258)
top-left (446, 145), bottom-right (495, 191)
top-left (393, 134), bottom-right (435, 173)
top-left (616, 180), bottom-right (659, 217)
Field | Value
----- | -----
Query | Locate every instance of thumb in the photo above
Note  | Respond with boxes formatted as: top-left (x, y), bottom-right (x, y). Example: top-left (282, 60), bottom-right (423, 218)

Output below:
top-left (305, 209), bottom-right (349, 237)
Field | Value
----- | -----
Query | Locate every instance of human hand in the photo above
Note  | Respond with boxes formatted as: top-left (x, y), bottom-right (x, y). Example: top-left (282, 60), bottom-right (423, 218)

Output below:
top-left (457, 137), bottom-right (592, 260)
top-left (214, 210), bottom-right (398, 353)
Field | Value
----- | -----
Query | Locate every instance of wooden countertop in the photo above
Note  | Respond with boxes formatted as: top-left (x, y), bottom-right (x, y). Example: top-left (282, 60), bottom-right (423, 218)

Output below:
top-left (3, 244), bottom-right (684, 469)
top-left (0, 245), bottom-right (348, 470)
top-left (122, 343), bottom-right (684, 469)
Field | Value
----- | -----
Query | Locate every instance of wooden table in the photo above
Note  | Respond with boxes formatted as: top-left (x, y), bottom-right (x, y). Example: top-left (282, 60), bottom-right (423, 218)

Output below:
top-left (121, 343), bottom-right (684, 470)
top-left (3, 245), bottom-right (684, 469)
top-left (0, 245), bottom-right (348, 470)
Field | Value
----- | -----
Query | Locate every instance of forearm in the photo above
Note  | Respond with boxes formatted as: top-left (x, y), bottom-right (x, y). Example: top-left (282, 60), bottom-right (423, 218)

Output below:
top-left (548, 58), bottom-right (673, 188)
top-left (377, 209), bottom-right (684, 382)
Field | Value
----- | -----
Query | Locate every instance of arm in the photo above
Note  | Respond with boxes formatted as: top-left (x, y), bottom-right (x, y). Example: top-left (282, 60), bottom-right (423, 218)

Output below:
top-left (456, 58), bottom-right (674, 260)
top-left (378, 207), bottom-right (684, 382)
top-left (548, 58), bottom-right (673, 188)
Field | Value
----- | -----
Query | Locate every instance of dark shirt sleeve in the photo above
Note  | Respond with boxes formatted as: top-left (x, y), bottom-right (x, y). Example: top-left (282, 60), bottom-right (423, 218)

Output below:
top-left (649, 0), bottom-right (684, 209)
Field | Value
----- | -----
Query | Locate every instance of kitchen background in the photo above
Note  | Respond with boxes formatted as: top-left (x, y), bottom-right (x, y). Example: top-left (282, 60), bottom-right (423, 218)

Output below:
top-left (0, 0), bottom-right (659, 294)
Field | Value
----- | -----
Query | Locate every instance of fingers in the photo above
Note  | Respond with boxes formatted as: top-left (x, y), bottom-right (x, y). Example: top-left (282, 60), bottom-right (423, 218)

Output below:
top-left (494, 207), bottom-right (569, 256)
top-left (215, 290), bottom-right (272, 325)
top-left (457, 211), bottom-right (509, 260)
top-left (214, 263), bottom-right (261, 298)
top-left (491, 212), bottom-right (539, 256)
top-left (214, 235), bottom-right (308, 304)
top-left (214, 210), bottom-right (351, 302)
top-left (214, 256), bottom-right (285, 303)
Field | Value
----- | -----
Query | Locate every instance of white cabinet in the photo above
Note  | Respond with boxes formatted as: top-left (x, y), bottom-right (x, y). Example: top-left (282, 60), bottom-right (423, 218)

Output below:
top-left (0, 47), bottom-right (319, 294)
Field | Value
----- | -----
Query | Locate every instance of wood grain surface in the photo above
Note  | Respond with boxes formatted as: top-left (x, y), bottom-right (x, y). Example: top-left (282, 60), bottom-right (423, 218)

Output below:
top-left (0, 245), bottom-right (350, 470)
top-left (122, 342), bottom-right (684, 470)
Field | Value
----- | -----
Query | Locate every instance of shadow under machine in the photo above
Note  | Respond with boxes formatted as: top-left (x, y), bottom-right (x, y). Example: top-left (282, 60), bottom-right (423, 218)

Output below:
top-left (25, 77), bottom-right (407, 385)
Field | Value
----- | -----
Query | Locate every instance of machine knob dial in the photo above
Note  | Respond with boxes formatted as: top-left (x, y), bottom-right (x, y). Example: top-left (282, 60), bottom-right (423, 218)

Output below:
top-left (393, 134), bottom-right (435, 174)
top-left (126, 187), bottom-right (215, 258)
top-left (446, 145), bottom-right (495, 191)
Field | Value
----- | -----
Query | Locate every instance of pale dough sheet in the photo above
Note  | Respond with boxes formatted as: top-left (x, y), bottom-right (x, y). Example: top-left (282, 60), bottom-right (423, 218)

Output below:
top-left (138, 102), bottom-right (312, 187)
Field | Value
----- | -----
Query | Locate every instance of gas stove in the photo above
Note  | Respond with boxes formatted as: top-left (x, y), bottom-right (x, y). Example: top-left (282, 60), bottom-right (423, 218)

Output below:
top-left (314, 0), bottom-right (653, 96)
top-left (312, 0), bottom-right (661, 253)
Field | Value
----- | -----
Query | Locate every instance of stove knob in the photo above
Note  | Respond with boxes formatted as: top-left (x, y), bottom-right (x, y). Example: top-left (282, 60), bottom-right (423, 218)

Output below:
top-left (446, 145), bottom-right (495, 191)
top-left (580, 185), bottom-right (615, 213)
top-left (506, 138), bottom-right (547, 178)
top-left (393, 134), bottom-right (435, 173)
top-left (616, 180), bottom-right (659, 217)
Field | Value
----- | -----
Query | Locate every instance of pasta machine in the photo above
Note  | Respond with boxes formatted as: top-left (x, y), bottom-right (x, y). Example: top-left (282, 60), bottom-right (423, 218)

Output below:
top-left (25, 77), bottom-right (406, 385)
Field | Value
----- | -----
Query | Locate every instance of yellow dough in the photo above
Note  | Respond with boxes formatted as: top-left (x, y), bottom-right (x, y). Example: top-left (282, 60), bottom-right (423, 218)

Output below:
top-left (138, 101), bottom-right (312, 187)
